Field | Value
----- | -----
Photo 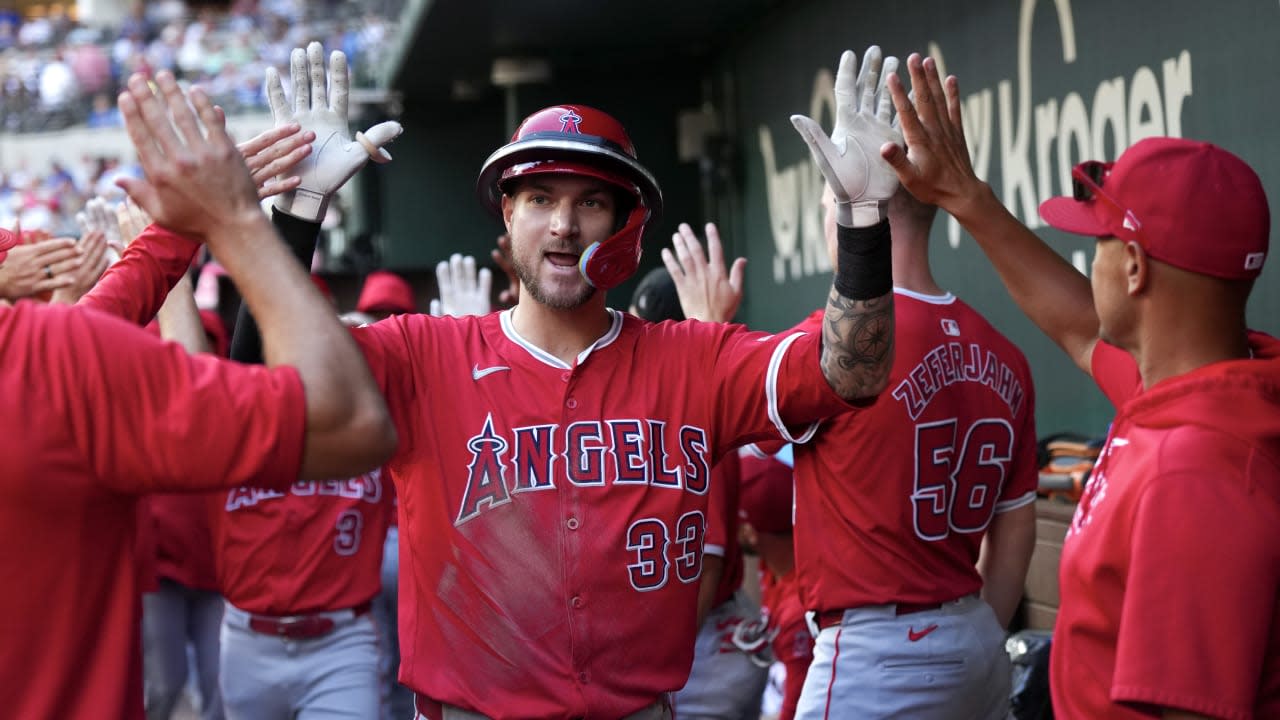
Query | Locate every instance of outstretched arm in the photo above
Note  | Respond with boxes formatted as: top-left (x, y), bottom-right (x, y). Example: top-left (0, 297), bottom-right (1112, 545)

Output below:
top-left (791, 47), bottom-right (900, 401)
top-left (230, 42), bottom-right (403, 364)
top-left (116, 70), bottom-right (395, 479)
top-left (882, 54), bottom-right (1099, 375)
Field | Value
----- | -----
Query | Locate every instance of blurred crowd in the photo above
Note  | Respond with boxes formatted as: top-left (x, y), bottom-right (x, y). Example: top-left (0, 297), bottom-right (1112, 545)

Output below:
top-left (1, 0), bottom-right (401, 237)
top-left (0, 0), bottom-right (401, 134)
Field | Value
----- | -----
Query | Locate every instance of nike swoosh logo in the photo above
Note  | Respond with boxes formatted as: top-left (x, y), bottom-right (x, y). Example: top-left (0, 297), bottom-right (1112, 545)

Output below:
top-left (907, 624), bottom-right (939, 642)
top-left (472, 364), bottom-right (511, 381)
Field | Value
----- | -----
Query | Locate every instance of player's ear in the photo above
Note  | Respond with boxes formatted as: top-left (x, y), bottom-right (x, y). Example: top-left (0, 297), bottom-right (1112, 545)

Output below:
top-left (501, 193), bottom-right (515, 232)
top-left (1123, 241), bottom-right (1148, 295)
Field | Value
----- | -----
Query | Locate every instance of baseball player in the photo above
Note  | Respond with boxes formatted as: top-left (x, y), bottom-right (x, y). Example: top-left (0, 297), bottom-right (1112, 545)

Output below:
top-left (216, 44), bottom-right (901, 719)
top-left (666, 50), bottom-right (1037, 719)
top-left (630, 267), bottom-right (769, 720)
top-left (0, 71), bottom-right (394, 719)
top-left (886, 54), bottom-right (1280, 718)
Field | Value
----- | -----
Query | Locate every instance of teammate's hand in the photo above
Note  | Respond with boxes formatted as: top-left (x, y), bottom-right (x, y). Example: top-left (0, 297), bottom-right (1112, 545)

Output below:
top-left (116, 196), bottom-right (153, 247)
top-left (790, 47), bottom-right (902, 227)
top-left (880, 54), bottom-right (987, 219)
top-left (660, 222), bottom-right (746, 323)
top-left (267, 42), bottom-right (403, 223)
top-left (116, 70), bottom-right (263, 237)
top-left (0, 235), bottom-right (79, 299)
top-left (76, 197), bottom-right (123, 264)
top-left (238, 122), bottom-right (314, 199)
top-left (489, 233), bottom-right (521, 306)
top-left (50, 229), bottom-right (110, 305)
top-left (429, 253), bottom-right (492, 317)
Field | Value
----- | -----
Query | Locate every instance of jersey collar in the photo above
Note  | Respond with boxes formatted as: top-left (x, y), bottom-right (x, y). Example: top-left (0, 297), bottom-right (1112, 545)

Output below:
top-left (497, 307), bottom-right (624, 370)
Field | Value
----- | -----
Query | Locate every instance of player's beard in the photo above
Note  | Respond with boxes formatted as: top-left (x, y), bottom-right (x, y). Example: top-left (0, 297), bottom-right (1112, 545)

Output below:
top-left (513, 252), bottom-right (597, 310)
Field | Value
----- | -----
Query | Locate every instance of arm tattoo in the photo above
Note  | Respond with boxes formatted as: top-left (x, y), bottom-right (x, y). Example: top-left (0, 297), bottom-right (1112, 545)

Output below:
top-left (821, 286), bottom-right (894, 401)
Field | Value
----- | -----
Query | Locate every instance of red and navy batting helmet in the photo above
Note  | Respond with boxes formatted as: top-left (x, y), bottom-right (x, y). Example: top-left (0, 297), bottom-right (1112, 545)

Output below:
top-left (476, 105), bottom-right (663, 290)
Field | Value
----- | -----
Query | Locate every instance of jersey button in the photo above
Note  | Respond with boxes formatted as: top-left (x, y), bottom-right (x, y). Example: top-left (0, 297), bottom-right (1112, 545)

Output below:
top-left (578, 671), bottom-right (589, 684)
top-left (561, 372), bottom-right (571, 383)
top-left (571, 595), bottom-right (584, 609)
top-left (566, 398), bottom-right (578, 409)
top-left (566, 517), bottom-right (579, 530)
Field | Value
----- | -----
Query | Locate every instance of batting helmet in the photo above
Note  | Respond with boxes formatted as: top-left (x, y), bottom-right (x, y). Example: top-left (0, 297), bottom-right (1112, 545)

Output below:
top-left (476, 105), bottom-right (663, 290)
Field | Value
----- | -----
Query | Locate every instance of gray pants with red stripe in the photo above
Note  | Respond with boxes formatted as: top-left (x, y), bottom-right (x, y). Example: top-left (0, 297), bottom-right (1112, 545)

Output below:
top-left (219, 603), bottom-right (380, 720)
top-left (795, 595), bottom-right (1010, 720)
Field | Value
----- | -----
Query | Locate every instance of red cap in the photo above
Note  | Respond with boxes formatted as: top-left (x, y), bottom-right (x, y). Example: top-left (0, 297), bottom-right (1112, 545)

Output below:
top-left (356, 271), bottom-right (415, 315)
top-left (0, 227), bottom-right (16, 264)
top-left (1040, 137), bottom-right (1269, 280)
top-left (737, 450), bottom-right (794, 535)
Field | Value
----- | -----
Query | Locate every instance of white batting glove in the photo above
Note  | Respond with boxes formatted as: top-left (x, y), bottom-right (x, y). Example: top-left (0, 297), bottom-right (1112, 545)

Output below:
top-left (76, 197), bottom-right (123, 264)
top-left (790, 47), bottom-right (902, 227)
top-left (267, 42), bottom-right (403, 223)
top-left (429, 253), bottom-right (493, 317)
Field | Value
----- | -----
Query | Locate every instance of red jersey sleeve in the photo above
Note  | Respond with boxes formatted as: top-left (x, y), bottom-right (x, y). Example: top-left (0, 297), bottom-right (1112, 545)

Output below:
top-left (80, 225), bottom-right (202, 325)
top-left (711, 324), bottom-right (853, 454)
top-left (1090, 340), bottom-right (1142, 408)
top-left (48, 306), bottom-right (306, 492)
top-left (1112, 464), bottom-right (1279, 718)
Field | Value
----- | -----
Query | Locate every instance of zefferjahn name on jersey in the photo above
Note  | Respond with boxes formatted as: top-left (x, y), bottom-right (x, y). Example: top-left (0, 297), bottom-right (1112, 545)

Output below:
top-left (891, 341), bottom-right (1027, 421)
top-left (224, 470), bottom-right (384, 511)
top-left (455, 413), bottom-right (712, 526)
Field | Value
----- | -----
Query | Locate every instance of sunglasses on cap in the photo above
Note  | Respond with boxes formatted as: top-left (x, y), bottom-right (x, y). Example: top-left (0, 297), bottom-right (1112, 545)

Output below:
top-left (1071, 160), bottom-right (1144, 237)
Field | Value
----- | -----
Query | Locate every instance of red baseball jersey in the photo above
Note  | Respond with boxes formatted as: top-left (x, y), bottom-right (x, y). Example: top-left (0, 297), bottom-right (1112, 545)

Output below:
top-left (0, 301), bottom-right (305, 720)
top-left (213, 468), bottom-right (394, 614)
top-left (790, 290), bottom-right (1038, 612)
top-left (704, 450), bottom-right (744, 608)
top-left (1052, 334), bottom-right (1280, 719)
top-left (351, 309), bottom-right (849, 719)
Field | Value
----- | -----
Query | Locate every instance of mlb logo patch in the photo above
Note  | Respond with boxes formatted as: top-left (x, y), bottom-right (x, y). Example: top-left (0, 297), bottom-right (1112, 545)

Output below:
top-left (940, 318), bottom-right (960, 337)
top-left (1245, 252), bottom-right (1265, 271)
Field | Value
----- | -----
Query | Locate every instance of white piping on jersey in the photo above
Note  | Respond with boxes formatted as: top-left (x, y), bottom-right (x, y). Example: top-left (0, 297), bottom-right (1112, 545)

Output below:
top-left (994, 489), bottom-right (1037, 514)
top-left (766, 332), bottom-right (821, 445)
top-left (893, 287), bottom-right (957, 305)
top-left (498, 307), bottom-right (624, 370)
top-left (704, 543), bottom-right (727, 558)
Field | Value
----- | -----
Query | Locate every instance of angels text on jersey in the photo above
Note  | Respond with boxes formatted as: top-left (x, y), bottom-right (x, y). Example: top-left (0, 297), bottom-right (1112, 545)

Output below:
top-left (456, 413), bottom-right (711, 526)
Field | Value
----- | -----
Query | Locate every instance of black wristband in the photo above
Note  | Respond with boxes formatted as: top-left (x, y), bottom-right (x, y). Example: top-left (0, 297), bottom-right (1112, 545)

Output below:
top-left (228, 209), bottom-right (323, 364)
top-left (833, 220), bottom-right (892, 300)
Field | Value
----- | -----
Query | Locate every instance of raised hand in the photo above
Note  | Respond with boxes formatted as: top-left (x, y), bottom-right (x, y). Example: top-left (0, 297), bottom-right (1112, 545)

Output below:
top-left (238, 122), bottom-right (315, 199)
top-left (266, 42), bottom-right (403, 222)
top-left (76, 197), bottom-right (124, 263)
top-left (115, 70), bottom-right (263, 238)
top-left (50, 229), bottom-right (110, 305)
top-left (429, 253), bottom-right (492, 318)
top-left (489, 233), bottom-right (521, 306)
top-left (0, 235), bottom-right (79, 299)
top-left (790, 47), bottom-right (902, 227)
top-left (880, 54), bottom-right (986, 218)
top-left (660, 222), bottom-right (746, 323)
top-left (115, 196), bottom-right (153, 246)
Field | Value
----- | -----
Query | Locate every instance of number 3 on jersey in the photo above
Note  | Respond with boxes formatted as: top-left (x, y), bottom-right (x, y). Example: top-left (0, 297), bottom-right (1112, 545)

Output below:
top-left (911, 418), bottom-right (1013, 541)
top-left (626, 511), bottom-right (705, 592)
